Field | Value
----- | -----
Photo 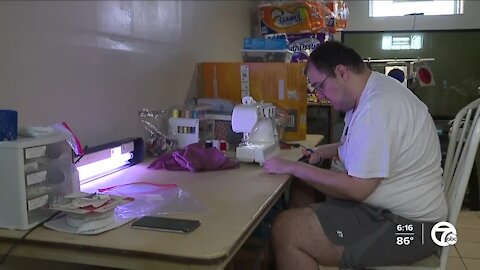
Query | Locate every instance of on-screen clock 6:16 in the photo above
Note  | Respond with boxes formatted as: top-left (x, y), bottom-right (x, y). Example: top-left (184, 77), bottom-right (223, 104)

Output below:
top-left (397, 224), bottom-right (414, 232)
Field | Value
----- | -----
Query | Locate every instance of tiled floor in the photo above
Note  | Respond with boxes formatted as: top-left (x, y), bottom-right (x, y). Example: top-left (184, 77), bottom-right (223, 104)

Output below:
top-left (449, 210), bottom-right (480, 270)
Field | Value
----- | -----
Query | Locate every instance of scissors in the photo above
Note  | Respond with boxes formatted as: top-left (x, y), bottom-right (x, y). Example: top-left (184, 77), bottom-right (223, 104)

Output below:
top-left (298, 147), bottom-right (323, 165)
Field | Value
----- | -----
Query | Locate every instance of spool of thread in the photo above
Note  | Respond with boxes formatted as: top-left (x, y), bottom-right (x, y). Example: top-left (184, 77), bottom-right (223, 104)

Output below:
top-left (171, 109), bottom-right (179, 118)
top-left (184, 110), bottom-right (191, 119)
top-left (220, 140), bottom-right (228, 152)
top-left (212, 139), bottom-right (220, 150)
top-left (191, 110), bottom-right (198, 119)
top-left (0, 110), bottom-right (18, 141)
top-left (205, 140), bottom-right (213, 148)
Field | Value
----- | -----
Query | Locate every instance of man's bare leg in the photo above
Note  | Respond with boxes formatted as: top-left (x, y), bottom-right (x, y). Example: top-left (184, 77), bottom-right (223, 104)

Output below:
top-left (271, 207), bottom-right (343, 270)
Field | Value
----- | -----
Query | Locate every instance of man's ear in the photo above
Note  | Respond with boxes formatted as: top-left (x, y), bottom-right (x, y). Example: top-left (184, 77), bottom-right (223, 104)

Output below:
top-left (335, 65), bottom-right (349, 81)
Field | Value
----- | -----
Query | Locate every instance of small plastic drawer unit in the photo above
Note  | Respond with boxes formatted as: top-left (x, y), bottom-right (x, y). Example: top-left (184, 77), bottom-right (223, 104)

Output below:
top-left (0, 134), bottom-right (79, 230)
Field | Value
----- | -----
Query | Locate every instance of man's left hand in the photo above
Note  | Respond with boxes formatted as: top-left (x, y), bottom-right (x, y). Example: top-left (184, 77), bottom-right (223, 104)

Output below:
top-left (263, 156), bottom-right (296, 175)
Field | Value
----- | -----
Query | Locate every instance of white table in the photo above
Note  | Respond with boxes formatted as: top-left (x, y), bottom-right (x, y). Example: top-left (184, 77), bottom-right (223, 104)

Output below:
top-left (0, 135), bottom-right (322, 269)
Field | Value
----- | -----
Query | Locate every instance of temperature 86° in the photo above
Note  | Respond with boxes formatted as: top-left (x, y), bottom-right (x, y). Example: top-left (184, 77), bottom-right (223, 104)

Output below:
top-left (397, 236), bottom-right (414, 246)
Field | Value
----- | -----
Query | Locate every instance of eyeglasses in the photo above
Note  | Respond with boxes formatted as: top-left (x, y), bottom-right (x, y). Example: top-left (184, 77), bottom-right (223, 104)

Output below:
top-left (312, 76), bottom-right (330, 93)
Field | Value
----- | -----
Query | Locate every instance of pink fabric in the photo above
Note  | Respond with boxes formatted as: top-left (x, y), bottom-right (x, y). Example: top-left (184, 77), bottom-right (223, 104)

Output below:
top-left (148, 143), bottom-right (239, 172)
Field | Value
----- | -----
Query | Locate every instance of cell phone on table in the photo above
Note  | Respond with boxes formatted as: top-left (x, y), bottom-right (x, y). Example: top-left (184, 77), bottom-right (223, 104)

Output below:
top-left (131, 216), bottom-right (201, 233)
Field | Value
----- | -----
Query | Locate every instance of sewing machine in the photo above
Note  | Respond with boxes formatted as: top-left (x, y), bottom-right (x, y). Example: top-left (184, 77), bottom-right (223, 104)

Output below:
top-left (231, 96), bottom-right (280, 165)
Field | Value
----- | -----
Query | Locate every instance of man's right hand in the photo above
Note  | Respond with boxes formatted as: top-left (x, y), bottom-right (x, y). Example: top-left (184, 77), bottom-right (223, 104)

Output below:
top-left (301, 147), bottom-right (324, 165)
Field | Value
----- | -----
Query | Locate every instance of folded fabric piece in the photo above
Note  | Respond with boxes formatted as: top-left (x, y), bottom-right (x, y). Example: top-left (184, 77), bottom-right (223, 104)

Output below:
top-left (148, 143), bottom-right (239, 172)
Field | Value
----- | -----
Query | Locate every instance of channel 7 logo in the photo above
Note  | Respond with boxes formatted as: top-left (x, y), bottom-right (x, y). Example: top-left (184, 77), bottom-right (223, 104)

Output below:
top-left (431, 221), bottom-right (458, 246)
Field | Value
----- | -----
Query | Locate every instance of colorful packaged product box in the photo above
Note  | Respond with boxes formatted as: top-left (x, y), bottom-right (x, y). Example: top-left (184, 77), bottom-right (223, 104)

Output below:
top-left (198, 62), bottom-right (307, 141)
top-left (259, 1), bottom-right (327, 35)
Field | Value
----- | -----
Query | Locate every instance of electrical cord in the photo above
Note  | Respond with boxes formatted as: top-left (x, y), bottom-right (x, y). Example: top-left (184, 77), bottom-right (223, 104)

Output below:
top-left (74, 145), bottom-right (88, 164)
top-left (413, 14), bottom-right (417, 31)
top-left (405, 12), bottom-right (423, 31)
top-left (0, 212), bottom-right (59, 266)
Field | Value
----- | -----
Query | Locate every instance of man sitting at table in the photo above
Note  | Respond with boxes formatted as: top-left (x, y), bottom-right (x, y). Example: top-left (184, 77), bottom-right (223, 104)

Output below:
top-left (263, 41), bottom-right (447, 270)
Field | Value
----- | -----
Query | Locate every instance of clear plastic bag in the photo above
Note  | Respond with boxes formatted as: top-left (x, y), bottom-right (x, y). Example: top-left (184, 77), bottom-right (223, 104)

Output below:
top-left (139, 109), bottom-right (176, 156)
top-left (98, 182), bottom-right (208, 218)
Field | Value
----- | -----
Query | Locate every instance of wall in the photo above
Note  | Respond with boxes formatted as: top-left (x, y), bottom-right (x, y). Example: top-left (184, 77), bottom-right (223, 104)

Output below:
top-left (347, 0), bottom-right (480, 31)
top-left (0, 1), bottom-right (258, 146)
top-left (343, 31), bottom-right (480, 117)
top-left (341, 1), bottom-right (480, 117)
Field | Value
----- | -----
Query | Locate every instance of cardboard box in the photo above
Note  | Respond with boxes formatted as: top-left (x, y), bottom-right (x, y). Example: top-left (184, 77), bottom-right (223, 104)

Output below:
top-left (198, 62), bottom-right (307, 141)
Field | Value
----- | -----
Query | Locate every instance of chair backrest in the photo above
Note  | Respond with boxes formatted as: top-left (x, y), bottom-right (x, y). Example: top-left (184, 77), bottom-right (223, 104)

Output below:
top-left (439, 98), bottom-right (480, 269)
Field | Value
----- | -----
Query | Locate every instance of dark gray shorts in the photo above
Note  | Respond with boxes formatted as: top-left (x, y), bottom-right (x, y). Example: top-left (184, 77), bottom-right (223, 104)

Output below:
top-left (310, 199), bottom-right (440, 269)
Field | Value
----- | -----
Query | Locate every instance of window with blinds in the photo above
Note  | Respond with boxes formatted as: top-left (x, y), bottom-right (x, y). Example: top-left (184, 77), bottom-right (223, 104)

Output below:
top-left (369, 0), bottom-right (463, 17)
top-left (382, 34), bottom-right (423, 50)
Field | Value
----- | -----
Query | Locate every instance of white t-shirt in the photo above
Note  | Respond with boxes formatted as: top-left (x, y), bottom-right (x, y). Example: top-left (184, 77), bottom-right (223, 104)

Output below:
top-left (337, 71), bottom-right (447, 222)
